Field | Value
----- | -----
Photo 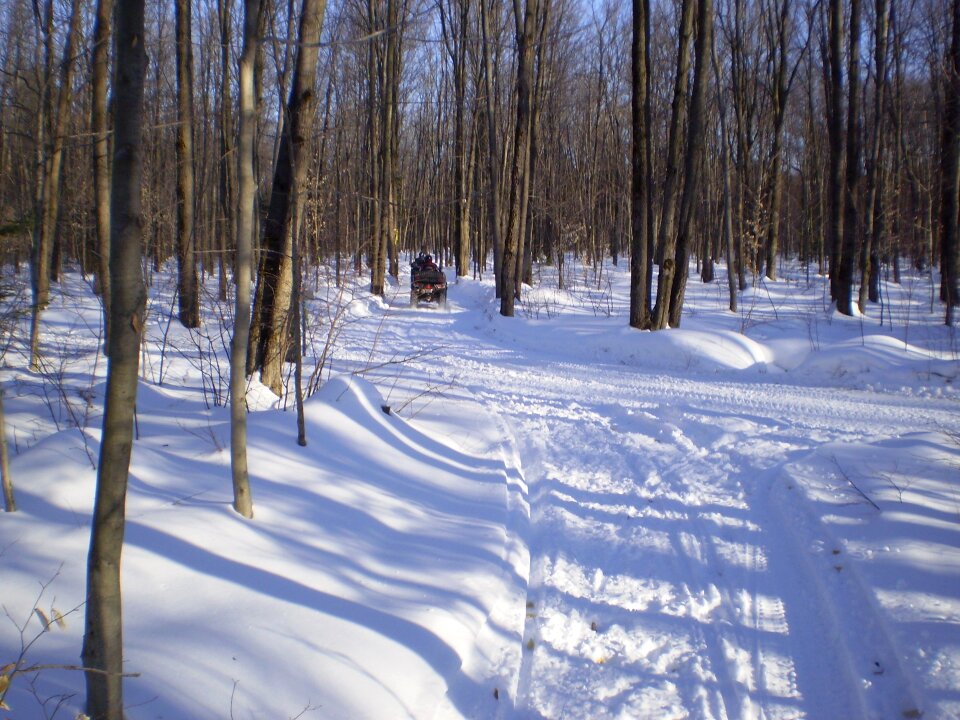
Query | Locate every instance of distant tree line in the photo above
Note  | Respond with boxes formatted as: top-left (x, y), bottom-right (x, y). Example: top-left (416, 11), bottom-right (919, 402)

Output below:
top-left (2, 0), bottom-right (958, 334)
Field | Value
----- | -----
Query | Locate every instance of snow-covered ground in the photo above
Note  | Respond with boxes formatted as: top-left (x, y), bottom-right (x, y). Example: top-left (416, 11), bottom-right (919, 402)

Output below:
top-left (1, 259), bottom-right (958, 719)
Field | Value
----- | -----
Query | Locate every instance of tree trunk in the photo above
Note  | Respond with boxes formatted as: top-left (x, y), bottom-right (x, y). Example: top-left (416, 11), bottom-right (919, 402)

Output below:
top-left (826, 0), bottom-right (845, 303)
top-left (249, 0), bottom-right (327, 394)
top-left (91, 0), bottom-right (113, 350)
top-left (764, 0), bottom-right (791, 281)
top-left (176, 0), bottom-right (200, 328)
top-left (0, 386), bottom-right (14, 512)
top-left (230, 0), bottom-right (262, 521)
top-left (29, 0), bottom-right (82, 369)
top-left (218, 0), bottom-right (235, 303)
top-left (838, 0), bottom-right (862, 316)
top-left (942, 0), bottom-right (960, 323)
top-left (629, 0), bottom-right (651, 329)
top-left (81, 0), bottom-right (148, 714)
top-left (667, 0), bottom-right (713, 328)
top-left (500, 0), bottom-right (537, 317)
top-left (441, 0), bottom-right (472, 278)
top-left (651, 0), bottom-right (696, 329)
top-left (480, 0), bottom-right (504, 297)
top-left (712, 29), bottom-right (738, 312)
top-left (367, 0), bottom-right (384, 294)
top-left (860, 0), bottom-right (890, 311)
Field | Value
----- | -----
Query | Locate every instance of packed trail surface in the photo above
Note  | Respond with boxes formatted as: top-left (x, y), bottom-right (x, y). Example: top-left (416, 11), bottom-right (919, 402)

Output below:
top-left (2, 262), bottom-right (958, 719)
top-left (355, 272), bottom-right (958, 720)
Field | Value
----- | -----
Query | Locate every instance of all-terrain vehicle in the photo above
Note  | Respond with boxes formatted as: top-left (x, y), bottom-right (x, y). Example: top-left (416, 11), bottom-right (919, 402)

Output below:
top-left (410, 253), bottom-right (447, 307)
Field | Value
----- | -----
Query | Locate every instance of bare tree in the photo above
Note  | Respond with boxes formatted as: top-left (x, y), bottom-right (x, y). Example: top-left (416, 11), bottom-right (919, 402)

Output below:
top-left (176, 0), bottom-right (201, 328)
top-left (500, 0), bottom-right (537, 316)
top-left (837, 0), bottom-right (862, 316)
top-left (825, 0), bottom-right (845, 304)
top-left (440, 0), bottom-right (473, 277)
top-left (91, 0), bottom-right (113, 349)
top-left (1, 385), bottom-right (13, 512)
top-left (860, 0), bottom-right (890, 309)
top-left (249, 0), bottom-right (328, 394)
top-left (942, 0), bottom-right (960, 323)
top-left (480, 0), bottom-right (504, 295)
top-left (651, 0), bottom-right (696, 330)
top-left (81, 0), bottom-right (148, 714)
top-left (230, 0), bottom-right (263, 520)
top-left (28, 0), bottom-right (82, 369)
top-left (629, 0), bottom-right (651, 329)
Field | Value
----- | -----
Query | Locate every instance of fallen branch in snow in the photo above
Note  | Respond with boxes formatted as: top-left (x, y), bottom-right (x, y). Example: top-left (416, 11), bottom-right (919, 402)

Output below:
top-left (1, 568), bottom-right (140, 714)
top-left (353, 345), bottom-right (449, 376)
top-left (831, 456), bottom-right (881, 511)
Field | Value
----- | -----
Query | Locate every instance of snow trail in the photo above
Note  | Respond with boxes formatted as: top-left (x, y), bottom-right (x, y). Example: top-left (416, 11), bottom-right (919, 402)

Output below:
top-left (366, 278), bottom-right (953, 719)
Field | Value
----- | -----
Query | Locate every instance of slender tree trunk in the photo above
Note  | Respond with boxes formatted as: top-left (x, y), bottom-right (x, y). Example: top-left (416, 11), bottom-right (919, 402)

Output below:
top-left (629, 0), bottom-right (651, 328)
top-left (441, 0), bottom-right (472, 277)
top-left (91, 0), bottom-right (113, 350)
top-left (29, 0), bottom-right (82, 369)
top-left (176, 0), bottom-right (200, 328)
top-left (712, 27), bottom-right (738, 312)
top-left (860, 0), bottom-right (890, 310)
top-left (218, 0), bottom-right (235, 303)
top-left (81, 0), bottom-right (148, 714)
top-left (480, 0), bottom-right (504, 297)
top-left (231, 0), bottom-right (262, 520)
top-left (651, 0), bottom-right (696, 329)
top-left (517, 0), bottom-right (550, 295)
top-left (826, 0), bottom-right (845, 303)
top-left (942, 0), bottom-right (960, 323)
top-left (838, 0), bottom-right (862, 316)
top-left (379, 0), bottom-right (399, 288)
top-left (0, 386), bottom-right (14, 512)
top-left (500, 0), bottom-right (537, 317)
top-left (249, 0), bottom-right (328, 394)
top-left (764, 0), bottom-right (791, 281)
top-left (667, 0), bottom-right (713, 328)
top-left (367, 0), bottom-right (384, 294)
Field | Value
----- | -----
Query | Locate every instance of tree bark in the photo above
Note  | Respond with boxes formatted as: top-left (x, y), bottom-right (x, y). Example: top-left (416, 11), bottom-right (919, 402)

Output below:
top-left (826, 0), bottom-right (845, 303)
top-left (231, 0), bottom-right (262, 520)
top-left (249, 0), bottom-right (328, 394)
top-left (81, 0), bottom-right (148, 714)
top-left (838, 0), bottom-right (862, 316)
top-left (942, 0), bottom-right (960, 323)
top-left (713, 41), bottom-right (739, 312)
top-left (0, 386), bottom-right (14, 512)
top-left (667, 0), bottom-right (713, 328)
top-left (176, 0), bottom-right (201, 328)
top-left (500, 0), bottom-right (537, 317)
top-left (480, 0), bottom-right (504, 297)
top-left (91, 0), bottom-right (114, 350)
top-left (441, 0), bottom-right (472, 277)
top-left (860, 0), bottom-right (890, 310)
top-left (218, 0), bottom-right (235, 303)
top-left (29, 0), bottom-right (82, 369)
top-left (651, 0), bottom-right (696, 330)
top-left (629, 0), bottom-right (651, 329)
top-left (764, 0), bottom-right (791, 281)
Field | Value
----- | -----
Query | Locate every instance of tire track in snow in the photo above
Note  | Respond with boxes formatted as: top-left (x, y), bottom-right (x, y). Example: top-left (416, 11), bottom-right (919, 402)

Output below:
top-left (462, 358), bottom-right (882, 719)
top-left (368, 295), bottom-right (946, 719)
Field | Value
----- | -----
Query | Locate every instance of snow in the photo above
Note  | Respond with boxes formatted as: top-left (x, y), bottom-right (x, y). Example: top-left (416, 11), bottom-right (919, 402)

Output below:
top-left (2, 259), bottom-right (959, 719)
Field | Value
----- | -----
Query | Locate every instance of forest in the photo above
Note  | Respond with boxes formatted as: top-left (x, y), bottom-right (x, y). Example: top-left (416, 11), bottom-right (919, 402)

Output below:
top-left (2, 0), bottom-right (960, 716)
top-left (3, 0), bottom-right (958, 344)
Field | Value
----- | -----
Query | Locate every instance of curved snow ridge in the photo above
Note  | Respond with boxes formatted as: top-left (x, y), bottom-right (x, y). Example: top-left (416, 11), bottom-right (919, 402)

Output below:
top-left (143, 374), bottom-right (526, 720)
top-left (791, 335), bottom-right (960, 395)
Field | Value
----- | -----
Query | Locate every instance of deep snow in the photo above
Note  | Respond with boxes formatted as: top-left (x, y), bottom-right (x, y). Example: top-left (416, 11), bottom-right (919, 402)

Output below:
top-left (1, 259), bottom-right (958, 719)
